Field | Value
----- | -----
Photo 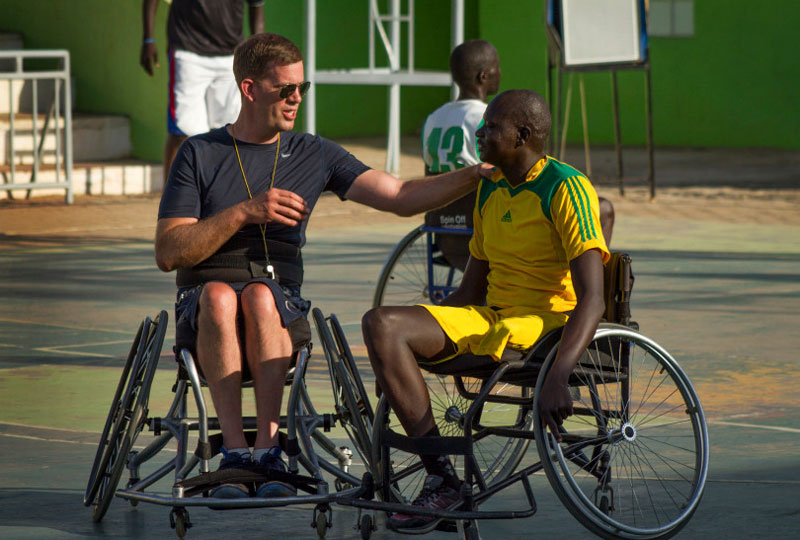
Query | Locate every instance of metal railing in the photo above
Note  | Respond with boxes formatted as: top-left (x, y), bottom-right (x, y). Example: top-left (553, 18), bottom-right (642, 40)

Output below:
top-left (0, 49), bottom-right (73, 204)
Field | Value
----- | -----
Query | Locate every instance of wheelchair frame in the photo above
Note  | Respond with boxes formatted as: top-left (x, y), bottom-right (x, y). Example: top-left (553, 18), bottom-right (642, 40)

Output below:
top-left (84, 309), bottom-right (372, 538)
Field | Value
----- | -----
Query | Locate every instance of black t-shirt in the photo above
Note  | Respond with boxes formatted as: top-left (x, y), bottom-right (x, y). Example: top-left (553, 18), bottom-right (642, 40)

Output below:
top-left (167, 0), bottom-right (262, 56)
top-left (158, 127), bottom-right (371, 250)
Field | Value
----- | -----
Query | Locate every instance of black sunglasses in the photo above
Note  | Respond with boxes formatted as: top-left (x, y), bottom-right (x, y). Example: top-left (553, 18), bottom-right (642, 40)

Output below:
top-left (278, 81), bottom-right (311, 99)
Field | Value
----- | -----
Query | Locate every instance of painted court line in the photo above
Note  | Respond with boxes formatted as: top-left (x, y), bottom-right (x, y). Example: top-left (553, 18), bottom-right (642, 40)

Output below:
top-left (33, 339), bottom-right (133, 358)
top-left (0, 317), bottom-right (129, 335)
top-left (707, 420), bottom-right (800, 434)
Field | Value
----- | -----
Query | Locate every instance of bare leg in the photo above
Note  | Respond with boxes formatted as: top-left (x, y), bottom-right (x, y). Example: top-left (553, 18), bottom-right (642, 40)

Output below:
top-left (362, 306), bottom-right (452, 437)
top-left (241, 283), bottom-right (293, 451)
top-left (195, 282), bottom-right (248, 450)
top-left (598, 196), bottom-right (615, 248)
top-left (163, 133), bottom-right (186, 189)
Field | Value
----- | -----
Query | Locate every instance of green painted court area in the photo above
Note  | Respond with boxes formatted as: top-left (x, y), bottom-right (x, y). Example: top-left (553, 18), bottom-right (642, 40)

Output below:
top-left (1, 212), bottom-right (799, 539)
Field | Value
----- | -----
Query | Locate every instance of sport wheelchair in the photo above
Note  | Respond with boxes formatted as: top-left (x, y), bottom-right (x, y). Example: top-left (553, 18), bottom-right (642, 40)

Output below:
top-left (328, 251), bottom-right (709, 539)
top-left (84, 308), bottom-right (375, 538)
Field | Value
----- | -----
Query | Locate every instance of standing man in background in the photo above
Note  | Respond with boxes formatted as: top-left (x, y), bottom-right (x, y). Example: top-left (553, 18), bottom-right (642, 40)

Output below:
top-left (140, 0), bottom-right (265, 183)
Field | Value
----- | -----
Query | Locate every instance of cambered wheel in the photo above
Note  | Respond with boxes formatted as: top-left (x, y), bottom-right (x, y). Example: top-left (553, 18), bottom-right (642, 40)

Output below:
top-left (372, 226), bottom-right (463, 307)
top-left (84, 319), bottom-right (144, 507)
top-left (534, 324), bottom-right (709, 540)
top-left (371, 372), bottom-right (531, 505)
top-left (313, 308), bottom-right (374, 468)
top-left (88, 311), bottom-right (168, 522)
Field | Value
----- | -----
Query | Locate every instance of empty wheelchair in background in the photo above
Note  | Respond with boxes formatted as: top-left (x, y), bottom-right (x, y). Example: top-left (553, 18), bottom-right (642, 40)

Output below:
top-left (84, 308), bottom-right (372, 538)
top-left (373, 193), bottom-right (474, 307)
top-left (329, 252), bottom-right (709, 539)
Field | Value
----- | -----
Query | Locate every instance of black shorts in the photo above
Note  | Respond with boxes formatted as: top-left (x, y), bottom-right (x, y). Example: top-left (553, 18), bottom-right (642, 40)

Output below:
top-left (174, 278), bottom-right (311, 355)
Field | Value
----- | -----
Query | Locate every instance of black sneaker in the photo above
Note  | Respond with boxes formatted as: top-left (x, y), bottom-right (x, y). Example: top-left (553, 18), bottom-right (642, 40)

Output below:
top-left (210, 447), bottom-right (252, 499)
top-left (255, 447), bottom-right (297, 498)
top-left (387, 475), bottom-right (461, 531)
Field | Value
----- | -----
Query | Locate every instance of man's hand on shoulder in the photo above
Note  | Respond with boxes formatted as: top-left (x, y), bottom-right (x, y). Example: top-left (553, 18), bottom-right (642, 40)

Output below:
top-left (242, 188), bottom-right (309, 227)
top-left (476, 162), bottom-right (495, 179)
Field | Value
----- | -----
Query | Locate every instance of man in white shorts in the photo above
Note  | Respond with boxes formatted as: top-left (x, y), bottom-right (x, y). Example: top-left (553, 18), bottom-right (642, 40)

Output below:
top-left (141, 0), bottom-right (265, 183)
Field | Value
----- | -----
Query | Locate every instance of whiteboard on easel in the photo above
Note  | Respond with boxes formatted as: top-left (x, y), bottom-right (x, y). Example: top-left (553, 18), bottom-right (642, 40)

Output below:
top-left (561, 0), bottom-right (646, 67)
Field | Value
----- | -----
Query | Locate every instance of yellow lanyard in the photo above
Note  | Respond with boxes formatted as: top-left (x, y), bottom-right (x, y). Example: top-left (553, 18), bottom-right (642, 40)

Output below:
top-left (231, 124), bottom-right (280, 279)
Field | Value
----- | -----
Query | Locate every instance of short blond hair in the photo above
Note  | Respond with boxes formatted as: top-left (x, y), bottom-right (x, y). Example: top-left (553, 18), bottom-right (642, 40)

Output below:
top-left (233, 33), bottom-right (303, 85)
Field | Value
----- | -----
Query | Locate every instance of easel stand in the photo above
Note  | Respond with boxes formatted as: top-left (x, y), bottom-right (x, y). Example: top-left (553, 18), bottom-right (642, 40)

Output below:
top-left (545, 54), bottom-right (655, 200)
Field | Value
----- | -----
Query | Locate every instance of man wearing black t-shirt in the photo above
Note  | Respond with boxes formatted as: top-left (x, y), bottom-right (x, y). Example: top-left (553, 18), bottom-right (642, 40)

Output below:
top-left (155, 33), bottom-right (491, 499)
top-left (140, 0), bottom-right (265, 186)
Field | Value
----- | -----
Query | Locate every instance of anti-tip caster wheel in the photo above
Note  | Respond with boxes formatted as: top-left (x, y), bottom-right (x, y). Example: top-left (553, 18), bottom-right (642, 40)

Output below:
top-left (170, 507), bottom-right (191, 538)
top-left (359, 513), bottom-right (374, 540)
top-left (312, 504), bottom-right (332, 538)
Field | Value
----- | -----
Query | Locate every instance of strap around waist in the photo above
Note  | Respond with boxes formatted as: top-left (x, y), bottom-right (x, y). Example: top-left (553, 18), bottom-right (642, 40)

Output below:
top-left (176, 239), bottom-right (303, 288)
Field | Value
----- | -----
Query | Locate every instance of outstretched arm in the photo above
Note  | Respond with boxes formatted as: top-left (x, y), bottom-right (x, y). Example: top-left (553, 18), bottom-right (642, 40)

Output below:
top-left (140, 0), bottom-right (159, 76)
top-left (538, 248), bottom-right (606, 442)
top-left (344, 164), bottom-right (493, 217)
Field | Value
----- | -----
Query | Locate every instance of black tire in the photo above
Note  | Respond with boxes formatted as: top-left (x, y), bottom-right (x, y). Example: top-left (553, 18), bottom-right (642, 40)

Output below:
top-left (534, 324), bottom-right (709, 539)
top-left (371, 373), bottom-right (531, 505)
top-left (313, 308), bottom-right (374, 468)
top-left (89, 311), bottom-right (168, 522)
top-left (84, 319), bottom-right (144, 506)
top-left (372, 226), bottom-right (463, 308)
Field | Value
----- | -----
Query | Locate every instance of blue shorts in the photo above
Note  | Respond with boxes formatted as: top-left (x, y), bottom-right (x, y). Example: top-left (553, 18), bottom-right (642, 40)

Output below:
top-left (174, 278), bottom-right (311, 354)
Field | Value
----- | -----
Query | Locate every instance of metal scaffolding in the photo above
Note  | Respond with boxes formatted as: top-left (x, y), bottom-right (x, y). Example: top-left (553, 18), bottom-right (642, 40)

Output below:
top-left (304, 0), bottom-right (464, 174)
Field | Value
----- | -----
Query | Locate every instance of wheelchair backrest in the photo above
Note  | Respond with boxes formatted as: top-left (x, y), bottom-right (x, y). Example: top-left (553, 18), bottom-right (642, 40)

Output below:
top-left (602, 252), bottom-right (634, 326)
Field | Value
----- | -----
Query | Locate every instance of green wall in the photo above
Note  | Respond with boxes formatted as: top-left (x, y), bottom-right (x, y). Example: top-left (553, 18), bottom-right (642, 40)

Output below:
top-left (1, 0), bottom-right (797, 162)
top-left (480, 0), bottom-right (800, 150)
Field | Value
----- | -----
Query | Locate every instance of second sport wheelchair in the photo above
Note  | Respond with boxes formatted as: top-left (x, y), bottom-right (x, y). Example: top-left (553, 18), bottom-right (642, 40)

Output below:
top-left (324, 251), bottom-right (709, 539)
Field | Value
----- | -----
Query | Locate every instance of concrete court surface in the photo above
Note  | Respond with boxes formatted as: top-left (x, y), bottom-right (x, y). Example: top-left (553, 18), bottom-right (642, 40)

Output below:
top-left (1, 141), bottom-right (799, 539)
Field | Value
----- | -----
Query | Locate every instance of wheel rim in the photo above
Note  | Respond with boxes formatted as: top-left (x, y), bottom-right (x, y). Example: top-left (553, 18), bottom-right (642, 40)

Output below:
top-left (374, 227), bottom-right (463, 307)
top-left (375, 372), bottom-right (531, 503)
top-left (536, 327), bottom-right (709, 538)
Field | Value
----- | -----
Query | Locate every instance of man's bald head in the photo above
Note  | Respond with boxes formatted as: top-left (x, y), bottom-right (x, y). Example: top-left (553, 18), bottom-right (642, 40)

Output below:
top-left (489, 89), bottom-right (551, 151)
top-left (450, 40), bottom-right (500, 99)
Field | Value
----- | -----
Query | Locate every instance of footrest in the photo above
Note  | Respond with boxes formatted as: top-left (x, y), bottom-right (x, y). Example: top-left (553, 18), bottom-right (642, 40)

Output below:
top-left (176, 465), bottom-right (320, 498)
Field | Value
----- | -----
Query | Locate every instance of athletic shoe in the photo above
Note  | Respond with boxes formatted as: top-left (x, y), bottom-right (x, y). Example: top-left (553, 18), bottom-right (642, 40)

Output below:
top-left (209, 447), bottom-right (252, 499)
top-left (387, 474), bottom-right (461, 531)
top-left (255, 448), bottom-right (297, 498)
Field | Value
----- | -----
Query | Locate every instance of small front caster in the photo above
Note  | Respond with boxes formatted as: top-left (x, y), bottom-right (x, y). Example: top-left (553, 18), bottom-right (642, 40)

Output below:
top-left (170, 507), bottom-right (192, 538)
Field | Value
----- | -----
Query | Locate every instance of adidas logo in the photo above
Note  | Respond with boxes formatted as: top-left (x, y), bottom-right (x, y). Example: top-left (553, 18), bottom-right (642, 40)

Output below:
top-left (501, 210), bottom-right (512, 222)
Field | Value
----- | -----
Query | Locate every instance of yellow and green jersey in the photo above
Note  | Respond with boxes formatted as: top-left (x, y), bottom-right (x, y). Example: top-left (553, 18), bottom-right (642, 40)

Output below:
top-left (469, 156), bottom-right (610, 312)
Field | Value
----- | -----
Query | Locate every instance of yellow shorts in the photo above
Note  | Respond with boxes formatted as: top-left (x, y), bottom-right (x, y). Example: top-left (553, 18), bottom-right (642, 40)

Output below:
top-left (419, 304), bottom-right (569, 364)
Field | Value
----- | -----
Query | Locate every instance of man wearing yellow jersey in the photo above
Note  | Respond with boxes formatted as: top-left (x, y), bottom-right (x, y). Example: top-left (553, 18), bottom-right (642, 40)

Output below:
top-left (362, 89), bottom-right (609, 531)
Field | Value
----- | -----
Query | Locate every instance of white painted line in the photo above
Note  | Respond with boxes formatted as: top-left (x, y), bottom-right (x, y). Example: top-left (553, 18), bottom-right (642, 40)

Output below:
top-left (32, 339), bottom-right (133, 358)
top-left (0, 432), bottom-right (177, 453)
top-left (0, 421), bottom-right (100, 434)
top-left (0, 432), bottom-right (98, 446)
top-left (33, 347), bottom-right (114, 359)
top-left (0, 317), bottom-right (129, 334)
top-left (708, 420), bottom-right (800, 434)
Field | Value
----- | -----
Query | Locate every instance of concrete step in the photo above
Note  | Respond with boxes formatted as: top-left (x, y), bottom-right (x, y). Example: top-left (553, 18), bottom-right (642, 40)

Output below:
top-left (1, 112), bottom-right (132, 164)
top-left (0, 159), bottom-right (163, 200)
